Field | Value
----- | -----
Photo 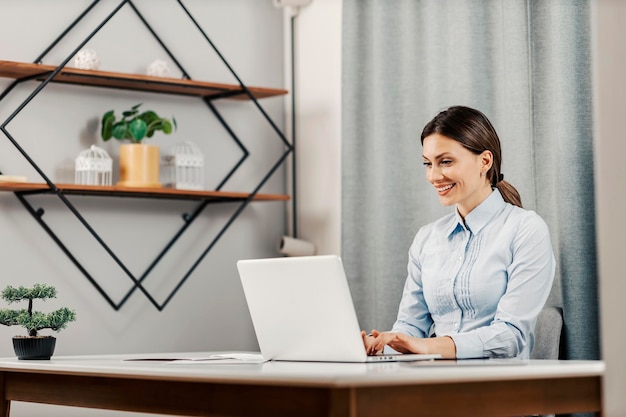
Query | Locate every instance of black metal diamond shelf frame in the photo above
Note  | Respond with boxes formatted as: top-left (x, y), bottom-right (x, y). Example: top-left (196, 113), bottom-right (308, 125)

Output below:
top-left (0, 0), bottom-right (292, 311)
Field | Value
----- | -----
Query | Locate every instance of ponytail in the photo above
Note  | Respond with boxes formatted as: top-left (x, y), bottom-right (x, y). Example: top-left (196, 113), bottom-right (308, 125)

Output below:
top-left (495, 180), bottom-right (522, 208)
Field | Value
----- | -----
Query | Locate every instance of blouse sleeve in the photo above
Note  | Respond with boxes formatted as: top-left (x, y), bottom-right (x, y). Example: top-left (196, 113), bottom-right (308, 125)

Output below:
top-left (390, 228), bottom-right (434, 339)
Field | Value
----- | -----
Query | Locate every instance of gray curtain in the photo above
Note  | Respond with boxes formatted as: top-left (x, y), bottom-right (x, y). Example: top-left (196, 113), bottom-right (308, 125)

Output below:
top-left (342, 0), bottom-right (599, 361)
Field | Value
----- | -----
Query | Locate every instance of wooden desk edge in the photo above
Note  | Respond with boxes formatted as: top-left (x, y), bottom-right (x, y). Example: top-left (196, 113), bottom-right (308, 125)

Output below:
top-left (0, 361), bottom-right (604, 417)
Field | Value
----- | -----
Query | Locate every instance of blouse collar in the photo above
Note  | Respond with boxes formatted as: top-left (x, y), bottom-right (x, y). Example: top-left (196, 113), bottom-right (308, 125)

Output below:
top-left (446, 189), bottom-right (506, 237)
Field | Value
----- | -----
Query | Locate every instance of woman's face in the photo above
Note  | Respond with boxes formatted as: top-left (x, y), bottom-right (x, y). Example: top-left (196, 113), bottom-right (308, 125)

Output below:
top-left (422, 133), bottom-right (493, 218)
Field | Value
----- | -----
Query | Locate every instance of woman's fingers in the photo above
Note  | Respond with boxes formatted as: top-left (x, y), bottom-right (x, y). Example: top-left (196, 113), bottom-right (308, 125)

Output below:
top-left (369, 331), bottom-right (392, 355)
top-left (365, 331), bottom-right (431, 355)
top-left (365, 330), bottom-right (417, 356)
top-left (362, 330), bottom-right (376, 354)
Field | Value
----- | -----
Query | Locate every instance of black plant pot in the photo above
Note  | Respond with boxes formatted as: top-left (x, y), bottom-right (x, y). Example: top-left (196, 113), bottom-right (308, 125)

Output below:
top-left (12, 336), bottom-right (56, 360)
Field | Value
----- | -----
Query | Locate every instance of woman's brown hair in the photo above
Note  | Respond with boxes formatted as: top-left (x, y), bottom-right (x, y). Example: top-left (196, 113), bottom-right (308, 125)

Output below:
top-left (420, 106), bottom-right (522, 208)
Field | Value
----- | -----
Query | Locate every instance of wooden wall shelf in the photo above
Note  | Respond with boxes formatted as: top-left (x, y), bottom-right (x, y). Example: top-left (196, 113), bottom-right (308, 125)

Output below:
top-left (0, 60), bottom-right (288, 100)
top-left (0, 182), bottom-right (289, 202)
top-left (0, 3), bottom-right (292, 311)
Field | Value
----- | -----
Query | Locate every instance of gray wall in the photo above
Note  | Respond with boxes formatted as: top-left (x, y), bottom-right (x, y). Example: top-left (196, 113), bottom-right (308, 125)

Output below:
top-left (594, 0), bottom-right (626, 414)
top-left (0, 0), bottom-right (284, 371)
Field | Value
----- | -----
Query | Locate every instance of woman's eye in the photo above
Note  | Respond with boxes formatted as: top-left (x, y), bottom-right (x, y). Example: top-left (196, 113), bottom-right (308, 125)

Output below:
top-left (441, 160), bottom-right (452, 165)
top-left (422, 161), bottom-right (431, 167)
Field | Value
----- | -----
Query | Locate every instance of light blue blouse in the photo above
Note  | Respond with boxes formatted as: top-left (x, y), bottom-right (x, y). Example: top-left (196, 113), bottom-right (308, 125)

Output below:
top-left (391, 189), bottom-right (555, 359)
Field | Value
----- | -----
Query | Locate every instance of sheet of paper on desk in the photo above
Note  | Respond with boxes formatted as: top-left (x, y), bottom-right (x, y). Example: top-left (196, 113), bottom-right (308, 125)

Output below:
top-left (124, 352), bottom-right (267, 365)
top-left (124, 353), bottom-right (267, 364)
top-left (170, 353), bottom-right (267, 364)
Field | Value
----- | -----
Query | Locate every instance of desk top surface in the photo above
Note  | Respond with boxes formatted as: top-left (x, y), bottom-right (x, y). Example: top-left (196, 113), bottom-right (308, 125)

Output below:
top-left (0, 352), bottom-right (604, 388)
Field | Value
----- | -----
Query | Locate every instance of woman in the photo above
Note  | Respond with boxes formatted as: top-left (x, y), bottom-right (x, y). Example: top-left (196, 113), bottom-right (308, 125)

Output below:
top-left (362, 106), bottom-right (555, 359)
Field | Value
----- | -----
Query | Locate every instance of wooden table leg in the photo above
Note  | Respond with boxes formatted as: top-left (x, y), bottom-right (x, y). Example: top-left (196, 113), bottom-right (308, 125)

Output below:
top-left (0, 373), bottom-right (10, 417)
top-left (0, 400), bottom-right (9, 417)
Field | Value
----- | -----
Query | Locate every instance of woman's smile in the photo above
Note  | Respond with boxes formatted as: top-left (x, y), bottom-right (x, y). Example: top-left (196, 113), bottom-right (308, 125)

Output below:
top-left (436, 183), bottom-right (456, 194)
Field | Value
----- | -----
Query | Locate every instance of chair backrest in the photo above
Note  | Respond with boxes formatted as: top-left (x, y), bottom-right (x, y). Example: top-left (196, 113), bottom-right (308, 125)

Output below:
top-left (531, 306), bottom-right (564, 359)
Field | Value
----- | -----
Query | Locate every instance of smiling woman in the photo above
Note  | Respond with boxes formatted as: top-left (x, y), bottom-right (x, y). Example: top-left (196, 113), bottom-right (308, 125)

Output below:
top-left (342, 0), bottom-right (598, 369)
top-left (362, 106), bottom-right (556, 360)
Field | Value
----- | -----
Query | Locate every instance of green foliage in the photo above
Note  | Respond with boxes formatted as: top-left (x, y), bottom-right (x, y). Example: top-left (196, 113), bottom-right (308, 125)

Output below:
top-left (0, 309), bottom-right (21, 326)
top-left (0, 284), bottom-right (76, 337)
top-left (2, 283), bottom-right (56, 303)
top-left (101, 103), bottom-right (177, 144)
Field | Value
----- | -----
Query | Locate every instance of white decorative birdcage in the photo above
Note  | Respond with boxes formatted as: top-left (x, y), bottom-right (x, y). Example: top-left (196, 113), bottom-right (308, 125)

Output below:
top-left (75, 145), bottom-right (112, 186)
top-left (162, 141), bottom-right (204, 190)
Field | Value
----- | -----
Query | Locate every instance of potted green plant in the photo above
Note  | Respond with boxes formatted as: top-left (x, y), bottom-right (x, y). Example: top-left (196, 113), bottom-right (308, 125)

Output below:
top-left (0, 284), bottom-right (76, 360)
top-left (101, 103), bottom-right (177, 188)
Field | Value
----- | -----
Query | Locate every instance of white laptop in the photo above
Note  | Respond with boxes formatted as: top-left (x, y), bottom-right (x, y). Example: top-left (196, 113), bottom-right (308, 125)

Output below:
top-left (237, 255), bottom-right (441, 363)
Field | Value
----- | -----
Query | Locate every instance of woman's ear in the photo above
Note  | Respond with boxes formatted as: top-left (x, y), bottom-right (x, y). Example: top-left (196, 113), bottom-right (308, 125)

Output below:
top-left (480, 150), bottom-right (493, 172)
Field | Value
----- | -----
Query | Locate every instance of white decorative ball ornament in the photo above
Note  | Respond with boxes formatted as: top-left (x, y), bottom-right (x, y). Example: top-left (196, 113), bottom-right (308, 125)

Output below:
top-left (147, 59), bottom-right (171, 77)
top-left (73, 49), bottom-right (100, 70)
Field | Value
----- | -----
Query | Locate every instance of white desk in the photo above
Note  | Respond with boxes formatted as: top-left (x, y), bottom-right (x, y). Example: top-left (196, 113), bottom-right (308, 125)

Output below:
top-left (0, 353), bottom-right (605, 417)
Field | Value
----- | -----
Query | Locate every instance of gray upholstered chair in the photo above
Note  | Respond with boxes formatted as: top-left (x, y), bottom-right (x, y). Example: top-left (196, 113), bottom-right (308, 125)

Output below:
top-left (531, 306), bottom-right (564, 360)
top-left (530, 306), bottom-right (563, 417)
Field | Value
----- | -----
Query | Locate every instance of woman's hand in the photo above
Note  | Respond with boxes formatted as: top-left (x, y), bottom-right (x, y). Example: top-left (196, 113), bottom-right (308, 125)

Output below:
top-left (364, 329), bottom-right (423, 355)
top-left (361, 330), bottom-right (377, 354)
top-left (362, 329), bottom-right (457, 359)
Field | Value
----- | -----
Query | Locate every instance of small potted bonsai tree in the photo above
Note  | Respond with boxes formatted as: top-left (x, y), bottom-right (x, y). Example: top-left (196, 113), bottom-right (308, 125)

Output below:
top-left (101, 103), bottom-right (177, 188)
top-left (0, 283), bottom-right (76, 360)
